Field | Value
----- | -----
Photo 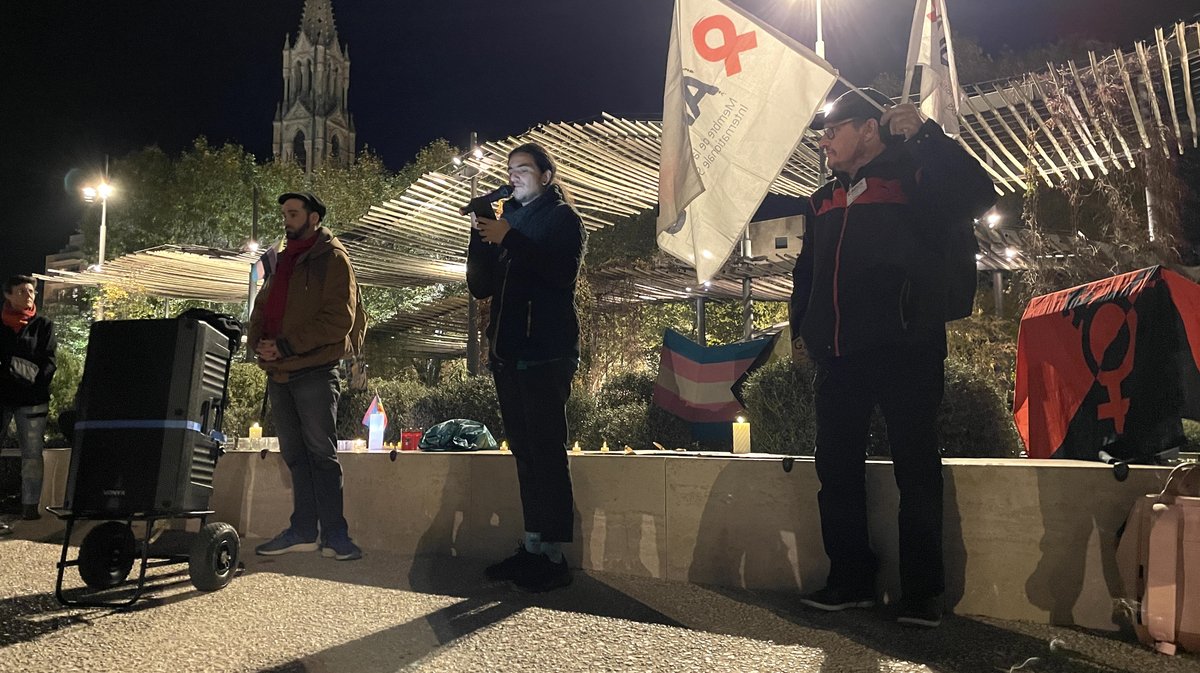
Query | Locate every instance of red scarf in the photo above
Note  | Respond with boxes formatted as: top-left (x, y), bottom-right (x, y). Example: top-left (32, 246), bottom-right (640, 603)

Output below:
top-left (2, 302), bottom-right (35, 334)
top-left (263, 234), bottom-right (319, 338)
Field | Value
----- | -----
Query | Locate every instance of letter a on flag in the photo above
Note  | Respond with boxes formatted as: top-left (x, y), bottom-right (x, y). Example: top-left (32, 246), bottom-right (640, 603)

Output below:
top-left (903, 0), bottom-right (961, 136)
top-left (362, 395), bottom-right (388, 429)
top-left (657, 0), bottom-right (837, 284)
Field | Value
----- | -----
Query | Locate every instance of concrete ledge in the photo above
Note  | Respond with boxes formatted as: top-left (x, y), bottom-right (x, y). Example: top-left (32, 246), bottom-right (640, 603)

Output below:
top-left (28, 448), bottom-right (1173, 630)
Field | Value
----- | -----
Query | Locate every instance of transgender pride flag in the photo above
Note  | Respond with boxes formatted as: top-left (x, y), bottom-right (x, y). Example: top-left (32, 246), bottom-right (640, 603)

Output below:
top-left (653, 329), bottom-right (775, 428)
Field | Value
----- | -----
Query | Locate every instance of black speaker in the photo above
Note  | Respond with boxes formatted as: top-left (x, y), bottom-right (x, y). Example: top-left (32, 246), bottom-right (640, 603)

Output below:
top-left (65, 318), bottom-right (232, 515)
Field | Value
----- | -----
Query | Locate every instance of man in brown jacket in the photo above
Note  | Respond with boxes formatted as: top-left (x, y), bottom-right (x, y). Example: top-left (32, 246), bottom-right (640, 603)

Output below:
top-left (248, 191), bottom-right (362, 561)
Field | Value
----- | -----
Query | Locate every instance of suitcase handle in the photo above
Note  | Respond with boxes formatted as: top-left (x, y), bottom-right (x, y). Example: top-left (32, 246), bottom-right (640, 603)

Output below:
top-left (1157, 461), bottom-right (1200, 500)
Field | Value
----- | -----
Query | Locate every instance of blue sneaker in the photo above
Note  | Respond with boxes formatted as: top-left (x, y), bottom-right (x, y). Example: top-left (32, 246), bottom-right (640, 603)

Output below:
top-left (255, 529), bottom-right (319, 556)
top-left (320, 534), bottom-right (363, 561)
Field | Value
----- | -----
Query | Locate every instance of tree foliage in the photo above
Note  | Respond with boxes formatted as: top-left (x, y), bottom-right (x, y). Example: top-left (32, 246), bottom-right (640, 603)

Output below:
top-left (85, 137), bottom-right (458, 261)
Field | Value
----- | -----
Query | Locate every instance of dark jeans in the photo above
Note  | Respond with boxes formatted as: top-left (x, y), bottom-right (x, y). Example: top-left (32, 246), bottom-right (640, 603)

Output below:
top-left (268, 365), bottom-right (349, 541)
top-left (493, 358), bottom-right (577, 543)
top-left (813, 341), bottom-right (945, 600)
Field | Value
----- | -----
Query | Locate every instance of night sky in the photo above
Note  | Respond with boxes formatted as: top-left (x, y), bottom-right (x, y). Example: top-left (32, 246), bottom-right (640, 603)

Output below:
top-left (2, 0), bottom-right (1196, 279)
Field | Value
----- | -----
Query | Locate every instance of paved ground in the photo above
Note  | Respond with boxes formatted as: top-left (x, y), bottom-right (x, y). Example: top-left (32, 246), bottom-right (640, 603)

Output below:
top-left (1, 527), bottom-right (1197, 673)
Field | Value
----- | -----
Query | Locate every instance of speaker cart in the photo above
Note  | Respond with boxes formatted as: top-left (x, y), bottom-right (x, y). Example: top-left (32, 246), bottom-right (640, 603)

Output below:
top-left (49, 313), bottom-right (244, 608)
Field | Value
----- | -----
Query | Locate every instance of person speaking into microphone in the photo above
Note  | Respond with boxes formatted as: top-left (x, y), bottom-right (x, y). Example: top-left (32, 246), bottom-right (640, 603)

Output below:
top-left (465, 142), bottom-right (586, 593)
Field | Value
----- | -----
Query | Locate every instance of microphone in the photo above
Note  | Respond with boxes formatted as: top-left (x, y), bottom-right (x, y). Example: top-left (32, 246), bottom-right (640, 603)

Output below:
top-left (459, 185), bottom-right (513, 215)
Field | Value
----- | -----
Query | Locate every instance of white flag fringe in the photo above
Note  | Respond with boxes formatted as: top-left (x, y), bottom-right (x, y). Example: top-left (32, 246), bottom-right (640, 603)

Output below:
top-left (902, 0), bottom-right (961, 136)
top-left (656, 0), bottom-right (837, 284)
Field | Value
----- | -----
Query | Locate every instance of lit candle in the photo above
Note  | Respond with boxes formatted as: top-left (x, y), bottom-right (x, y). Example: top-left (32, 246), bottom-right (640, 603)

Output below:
top-left (600, 440), bottom-right (610, 453)
top-left (249, 422), bottom-right (263, 440)
top-left (732, 417), bottom-right (751, 454)
top-left (572, 441), bottom-right (581, 452)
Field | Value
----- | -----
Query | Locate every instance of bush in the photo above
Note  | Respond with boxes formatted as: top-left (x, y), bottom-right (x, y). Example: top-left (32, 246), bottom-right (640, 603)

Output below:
top-left (742, 358), bottom-right (818, 455)
top-left (577, 371), bottom-right (692, 450)
top-left (741, 354), bottom-right (1021, 458)
top-left (224, 360), bottom-right (267, 438)
top-left (1182, 419), bottom-right (1200, 447)
top-left (598, 371), bottom-right (656, 408)
top-left (937, 357), bottom-right (1022, 457)
top-left (577, 402), bottom-right (651, 450)
top-left (46, 347), bottom-right (84, 446)
top-left (566, 382), bottom-right (596, 448)
top-left (409, 375), bottom-right (504, 440)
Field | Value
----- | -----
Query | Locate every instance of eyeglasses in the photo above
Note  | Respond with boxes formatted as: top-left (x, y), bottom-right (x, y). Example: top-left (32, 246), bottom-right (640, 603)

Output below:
top-left (821, 118), bottom-right (860, 140)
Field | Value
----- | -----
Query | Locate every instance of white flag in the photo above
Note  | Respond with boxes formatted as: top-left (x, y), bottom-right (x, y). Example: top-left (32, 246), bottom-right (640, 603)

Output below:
top-left (657, 0), bottom-right (837, 284)
top-left (903, 0), bottom-right (961, 136)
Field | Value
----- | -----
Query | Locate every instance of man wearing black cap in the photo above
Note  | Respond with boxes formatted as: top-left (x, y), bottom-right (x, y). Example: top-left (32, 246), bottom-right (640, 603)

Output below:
top-left (248, 191), bottom-right (363, 561)
top-left (790, 89), bottom-right (995, 627)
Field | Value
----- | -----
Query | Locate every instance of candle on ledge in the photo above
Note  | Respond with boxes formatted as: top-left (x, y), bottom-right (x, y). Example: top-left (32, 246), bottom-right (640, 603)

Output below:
top-left (732, 416), bottom-right (751, 454)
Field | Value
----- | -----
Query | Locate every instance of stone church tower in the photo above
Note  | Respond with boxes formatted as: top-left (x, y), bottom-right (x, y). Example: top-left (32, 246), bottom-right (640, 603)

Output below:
top-left (273, 0), bottom-right (356, 172)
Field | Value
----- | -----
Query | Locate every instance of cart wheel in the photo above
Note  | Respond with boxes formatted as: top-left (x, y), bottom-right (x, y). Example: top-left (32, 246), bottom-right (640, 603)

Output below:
top-left (78, 521), bottom-right (136, 589)
top-left (189, 522), bottom-right (240, 592)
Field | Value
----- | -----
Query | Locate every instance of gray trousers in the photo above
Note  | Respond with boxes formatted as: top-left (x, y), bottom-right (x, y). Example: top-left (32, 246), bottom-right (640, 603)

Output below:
top-left (1, 403), bottom-right (49, 506)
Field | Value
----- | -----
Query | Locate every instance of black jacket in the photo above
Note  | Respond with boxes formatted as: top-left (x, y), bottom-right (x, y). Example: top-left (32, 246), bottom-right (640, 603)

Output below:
top-left (790, 119), bottom-right (996, 361)
top-left (0, 314), bottom-right (57, 407)
top-left (466, 185), bottom-right (586, 364)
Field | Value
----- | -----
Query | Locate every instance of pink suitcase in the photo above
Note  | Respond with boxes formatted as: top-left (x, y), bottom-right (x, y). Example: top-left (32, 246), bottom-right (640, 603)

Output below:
top-left (1116, 461), bottom-right (1200, 655)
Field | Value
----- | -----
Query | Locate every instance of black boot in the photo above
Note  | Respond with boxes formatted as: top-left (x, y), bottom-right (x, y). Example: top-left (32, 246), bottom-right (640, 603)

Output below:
top-left (21, 504), bottom-right (40, 521)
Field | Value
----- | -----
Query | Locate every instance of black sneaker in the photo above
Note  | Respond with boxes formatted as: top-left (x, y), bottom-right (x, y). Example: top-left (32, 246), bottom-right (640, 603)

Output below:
top-left (21, 504), bottom-right (40, 521)
top-left (513, 555), bottom-right (571, 593)
top-left (896, 596), bottom-right (944, 628)
top-left (0, 521), bottom-right (11, 537)
top-left (484, 546), bottom-right (540, 582)
top-left (799, 586), bottom-right (876, 611)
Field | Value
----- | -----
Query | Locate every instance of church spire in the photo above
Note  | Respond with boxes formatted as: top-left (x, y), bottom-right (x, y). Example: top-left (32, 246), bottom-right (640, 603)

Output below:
top-left (300, 0), bottom-right (338, 48)
top-left (275, 0), bottom-right (356, 172)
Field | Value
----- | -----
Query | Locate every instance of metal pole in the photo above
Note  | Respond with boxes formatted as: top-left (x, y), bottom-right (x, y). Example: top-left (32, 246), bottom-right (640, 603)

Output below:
top-left (741, 229), bottom-right (753, 341)
top-left (466, 131), bottom-right (481, 376)
top-left (98, 198), bottom-right (107, 270)
top-left (98, 154), bottom-right (109, 269)
top-left (815, 0), bottom-right (825, 59)
top-left (992, 270), bottom-right (1004, 316)
top-left (246, 186), bottom-right (261, 326)
top-left (695, 296), bottom-right (707, 346)
top-left (1145, 181), bottom-right (1158, 242)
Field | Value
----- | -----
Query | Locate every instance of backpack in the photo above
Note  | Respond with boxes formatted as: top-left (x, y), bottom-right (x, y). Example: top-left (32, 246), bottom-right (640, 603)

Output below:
top-left (418, 419), bottom-right (498, 452)
top-left (1115, 461), bottom-right (1200, 655)
top-left (346, 284), bottom-right (368, 391)
top-left (349, 282), bottom-right (367, 358)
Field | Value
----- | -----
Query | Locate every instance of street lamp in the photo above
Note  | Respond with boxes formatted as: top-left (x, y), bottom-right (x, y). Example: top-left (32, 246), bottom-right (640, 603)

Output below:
top-left (81, 180), bottom-right (114, 269)
top-left (815, 0), bottom-right (825, 59)
top-left (791, 0), bottom-right (825, 59)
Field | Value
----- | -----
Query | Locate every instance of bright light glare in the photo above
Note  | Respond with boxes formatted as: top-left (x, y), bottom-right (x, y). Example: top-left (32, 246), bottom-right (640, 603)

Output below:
top-left (81, 186), bottom-right (97, 201)
top-left (986, 212), bottom-right (1001, 228)
top-left (97, 182), bottom-right (113, 199)
top-left (472, 147), bottom-right (484, 159)
top-left (247, 241), bottom-right (260, 252)
top-left (1005, 247), bottom-right (1017, 259)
